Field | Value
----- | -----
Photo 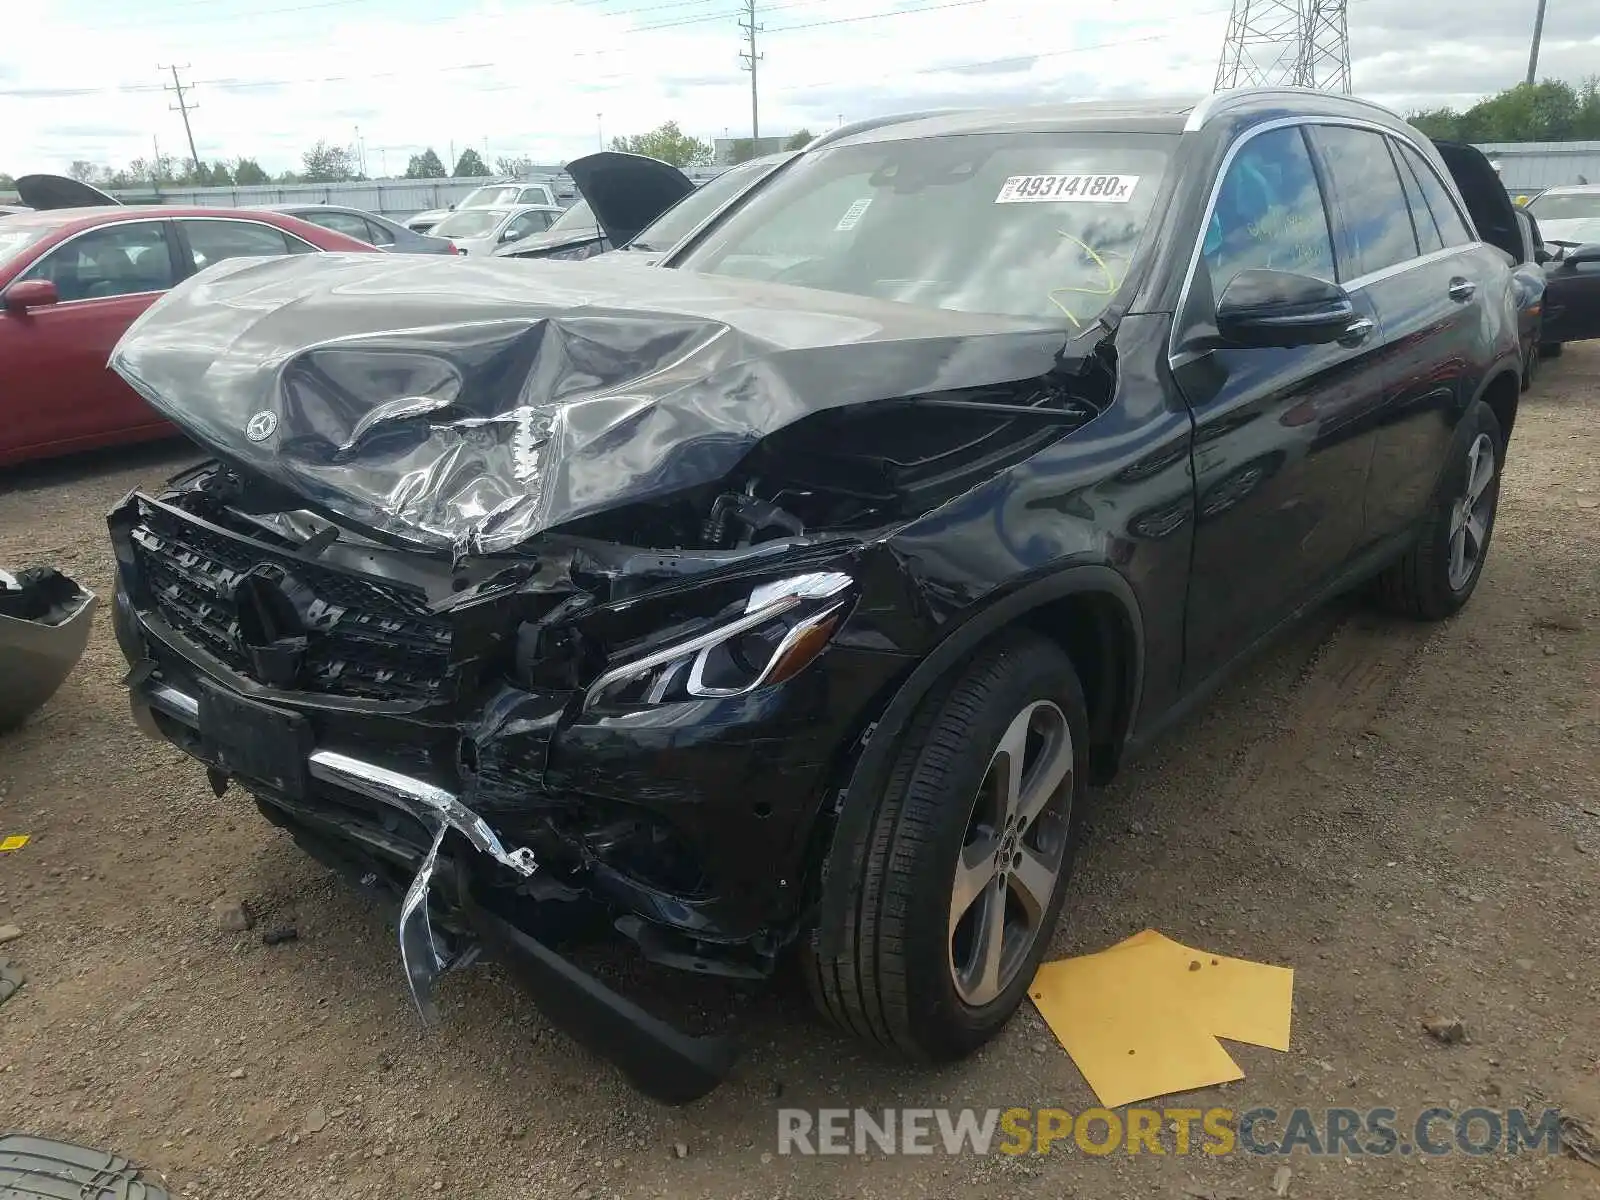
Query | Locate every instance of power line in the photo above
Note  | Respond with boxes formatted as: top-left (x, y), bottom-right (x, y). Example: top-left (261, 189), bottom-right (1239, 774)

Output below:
top-left (739, 0), bottom-right (763, 139)
top-left (161, 63), bottom-right (203, 173)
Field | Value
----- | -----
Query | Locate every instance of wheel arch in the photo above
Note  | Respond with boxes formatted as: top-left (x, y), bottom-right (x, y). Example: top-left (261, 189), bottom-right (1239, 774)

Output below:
top-left (1475, 366), bottom-right (1521, 446)
top-left (810, 565), bottom-right (1144, 959)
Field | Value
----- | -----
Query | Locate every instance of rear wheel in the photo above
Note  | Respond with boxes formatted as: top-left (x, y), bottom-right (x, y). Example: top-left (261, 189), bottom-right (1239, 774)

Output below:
top-left (805, 632), bottom-right (1088, 1061)
top-left (1374, 400), bottom-right (1503, 621)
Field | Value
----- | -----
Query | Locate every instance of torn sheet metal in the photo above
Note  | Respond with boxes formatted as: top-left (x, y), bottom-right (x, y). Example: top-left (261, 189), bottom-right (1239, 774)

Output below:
top-left (109, 253), bottom-right (1075, 555)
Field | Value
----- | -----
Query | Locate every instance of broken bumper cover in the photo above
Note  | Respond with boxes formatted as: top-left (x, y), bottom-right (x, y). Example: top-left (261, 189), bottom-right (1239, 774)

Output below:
top-left (134, 680), bottom-right (737, 1105)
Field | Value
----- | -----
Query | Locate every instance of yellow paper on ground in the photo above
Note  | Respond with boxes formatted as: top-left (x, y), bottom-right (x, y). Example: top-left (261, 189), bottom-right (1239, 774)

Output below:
top-left (1029, 949), bottom-right (1245, 1108)
top-left (0, 835), bottom-right (28, 853)
top-left (1029, 929), bottom-right (1294, 1108)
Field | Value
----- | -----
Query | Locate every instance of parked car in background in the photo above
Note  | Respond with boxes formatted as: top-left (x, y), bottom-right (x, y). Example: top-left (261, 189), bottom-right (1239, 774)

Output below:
top-left (254, 204), bottom-right (456, 254)
top-left (1524, 184), bottom-right (1600, 248)
top-left (13, 174), bottom-right (121, 210)
top-left (0, 206), bottom-right (28, 218)
top-left (405, 180), bottom-right (560, 234)
top-left (496, 151), bottom-right (791, 265)
top-left (1521, 185), bottom-right (1600, 354)
top-left (0, 206), bottom-right (374, 466)
top-left (429, 203), bottom-right (563, 256)
top-left (108, 91), bottom-right (1526, 1103)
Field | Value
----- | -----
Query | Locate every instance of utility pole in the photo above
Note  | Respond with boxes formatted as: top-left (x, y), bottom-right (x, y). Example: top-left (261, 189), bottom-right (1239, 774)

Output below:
top-left (597, 112), bottom-right (603, 150)
top-left (160, 64), bottom-right (202, 177)
top-left (738, 0), bottom-right (762, 140)
top-left (1525, 0), bottom-right (1548, 84)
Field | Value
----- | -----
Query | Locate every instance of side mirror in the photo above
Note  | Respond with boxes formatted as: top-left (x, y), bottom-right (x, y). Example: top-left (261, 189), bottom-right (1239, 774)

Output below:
top-left (3, 279), bottom-right (60, 313)
top-left (447, 203), bottom-right (457, 212)
top-left (500, 227), bottom-right (526, 244)
top-left (1216, 269), bottom-right (1356, 349)
top-left (1562, 242), bottom-right (1600, 268)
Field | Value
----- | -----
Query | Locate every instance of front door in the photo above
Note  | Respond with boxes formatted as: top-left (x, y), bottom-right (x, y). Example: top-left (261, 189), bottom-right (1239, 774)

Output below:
top-left (1172, 122), bottom-right (1387, 686)
top-left (0, 219), bottom-right (178, 460)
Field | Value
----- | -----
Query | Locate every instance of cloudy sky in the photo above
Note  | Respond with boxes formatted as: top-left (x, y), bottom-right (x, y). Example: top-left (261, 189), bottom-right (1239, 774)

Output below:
top-left (2, 0), bottom-right (1594, 176)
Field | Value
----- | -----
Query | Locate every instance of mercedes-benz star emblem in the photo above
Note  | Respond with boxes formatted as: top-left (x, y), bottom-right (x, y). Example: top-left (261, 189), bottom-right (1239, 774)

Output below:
top-left (245, 411), bottom-right (278, 442)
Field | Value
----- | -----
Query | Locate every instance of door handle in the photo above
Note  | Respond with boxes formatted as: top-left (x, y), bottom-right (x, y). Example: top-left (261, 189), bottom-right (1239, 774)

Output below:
top-left (1448, 277), bottom-right (1476, 302)
top-left (1338, 315), bottom-right (1375, 346)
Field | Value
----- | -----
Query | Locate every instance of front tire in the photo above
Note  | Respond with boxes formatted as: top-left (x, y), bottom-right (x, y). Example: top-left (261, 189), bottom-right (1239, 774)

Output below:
top-left (1374, 400), bottom-right (1503, 621)
top-left (805, 631), bottom-right (1088, 1061)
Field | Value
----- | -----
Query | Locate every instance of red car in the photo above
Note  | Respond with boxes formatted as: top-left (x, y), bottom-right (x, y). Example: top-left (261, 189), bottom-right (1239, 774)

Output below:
top-left (0, 184), bottom-right (375, 466)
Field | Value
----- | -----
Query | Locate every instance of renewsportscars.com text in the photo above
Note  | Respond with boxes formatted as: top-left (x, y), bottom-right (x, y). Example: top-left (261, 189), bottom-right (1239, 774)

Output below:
top-left (776, 1106), bottom-right (1564, 1157)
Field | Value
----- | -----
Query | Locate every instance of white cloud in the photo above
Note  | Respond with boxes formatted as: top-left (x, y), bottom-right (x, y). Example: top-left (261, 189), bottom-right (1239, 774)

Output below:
top-left (2, 0), bottom-right (1594, 176)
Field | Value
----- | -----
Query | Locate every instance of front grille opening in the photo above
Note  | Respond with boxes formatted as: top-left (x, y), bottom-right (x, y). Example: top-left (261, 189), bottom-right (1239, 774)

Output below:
top-left (129, 500), bottom-right (454, 703)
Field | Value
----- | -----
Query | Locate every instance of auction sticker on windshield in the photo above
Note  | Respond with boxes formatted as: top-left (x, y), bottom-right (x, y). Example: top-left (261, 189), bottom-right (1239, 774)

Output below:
top-left (996, 174), bottom-right (1140, 203)
top-left (835, 198), bottom-right (873, 230)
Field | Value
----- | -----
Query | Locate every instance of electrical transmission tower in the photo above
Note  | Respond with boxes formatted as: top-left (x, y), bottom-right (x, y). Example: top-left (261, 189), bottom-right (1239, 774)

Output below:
top-left (738, 0), bottom-right (763, 140)
top-left (160, 64), bottom-right (203, 176)
top-left (1214, 0), bottom-right (1350, 93)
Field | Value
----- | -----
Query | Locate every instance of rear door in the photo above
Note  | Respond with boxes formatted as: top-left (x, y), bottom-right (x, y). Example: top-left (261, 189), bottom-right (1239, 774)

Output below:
top-left (1307, 127), bottom-right (1488, 544)
top-left (175, 217), bottom-right (316, 275)
top-left (0, 218), bottom-right (179, 457)
top-left (1173, 121), bottom-right (1386, 685)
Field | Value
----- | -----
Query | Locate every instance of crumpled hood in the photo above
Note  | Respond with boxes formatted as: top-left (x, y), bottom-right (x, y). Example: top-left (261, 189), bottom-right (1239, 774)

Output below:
top-left (109, 252), bottom-right (1070, 555)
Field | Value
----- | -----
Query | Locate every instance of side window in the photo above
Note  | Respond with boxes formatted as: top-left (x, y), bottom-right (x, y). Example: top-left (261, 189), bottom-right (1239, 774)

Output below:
top-left (181, 220), bottom-right (298, 270)
top-left (19, 221), bottom-right (175, 302)
top-left (306, 211), bottom-right (374, 242)
top-left (506, 212), bottom-right (549, 238)
top-left (1392, 142), bottom-right (1444, 254)
top-left (363, 218), bottom-right (395, 246)
top-left (1396, 143), bottom-right (1473, 247)
top-left (1309, 126), bottom-right (1419, 278)
top-left (1203, 125), bottom-right (1336, 300)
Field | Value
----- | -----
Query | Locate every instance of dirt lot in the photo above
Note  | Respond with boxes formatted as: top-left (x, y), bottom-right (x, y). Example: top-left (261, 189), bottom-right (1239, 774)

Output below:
top-left (1, 347), bottom-right (1597, 1200)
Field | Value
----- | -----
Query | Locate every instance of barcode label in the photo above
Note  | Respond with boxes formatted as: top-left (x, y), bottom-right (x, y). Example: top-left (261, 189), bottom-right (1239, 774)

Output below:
top-left (995, 174), bottom-right (1140, 203)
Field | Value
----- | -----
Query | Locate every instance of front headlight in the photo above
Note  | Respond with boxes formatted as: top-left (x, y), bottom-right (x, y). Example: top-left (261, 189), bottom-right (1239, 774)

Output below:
top-left (583, 571), bottom-right (852, 712)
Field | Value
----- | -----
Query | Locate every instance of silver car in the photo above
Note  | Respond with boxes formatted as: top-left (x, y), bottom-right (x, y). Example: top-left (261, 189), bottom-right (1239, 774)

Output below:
top-left (407, 181), bottom-right (561, 234)
top-left (429, 204), bottom-right (565, 257)
top-left (255, 204), bottom-right (455, 254)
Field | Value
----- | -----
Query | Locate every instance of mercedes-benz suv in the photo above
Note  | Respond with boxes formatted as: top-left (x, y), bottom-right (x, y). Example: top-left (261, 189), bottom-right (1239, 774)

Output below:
top-left (107, 89), bottom-right (1525, 1103)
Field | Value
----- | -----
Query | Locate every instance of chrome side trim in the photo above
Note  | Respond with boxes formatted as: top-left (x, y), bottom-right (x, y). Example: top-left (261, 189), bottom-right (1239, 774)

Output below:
top-left (308, 750), bottom-right (538, 877)
top-left (127, 681), bottom-right (536, 878)
top-left (147, 682), bottom-right (200, 725)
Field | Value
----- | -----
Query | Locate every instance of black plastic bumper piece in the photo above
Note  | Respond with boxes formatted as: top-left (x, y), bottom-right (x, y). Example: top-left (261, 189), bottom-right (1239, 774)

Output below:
top-left (460, 886), bottom-right (738, 1105)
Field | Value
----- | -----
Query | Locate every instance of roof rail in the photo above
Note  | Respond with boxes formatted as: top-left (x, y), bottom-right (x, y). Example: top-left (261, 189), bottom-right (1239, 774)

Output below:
top-left (803, 108), bottom-right (972, 152)
top-left (1183, 86), bottom-right (1403, 133)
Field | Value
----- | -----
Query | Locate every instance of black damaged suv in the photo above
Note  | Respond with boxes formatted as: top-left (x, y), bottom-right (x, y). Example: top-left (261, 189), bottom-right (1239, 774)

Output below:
top-left (108, 89), bottom-right (1524, 1102)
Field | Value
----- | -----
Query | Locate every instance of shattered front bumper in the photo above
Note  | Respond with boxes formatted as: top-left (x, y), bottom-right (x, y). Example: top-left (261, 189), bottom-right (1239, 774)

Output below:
top-left (130, 679), bottom-right (736, 1104)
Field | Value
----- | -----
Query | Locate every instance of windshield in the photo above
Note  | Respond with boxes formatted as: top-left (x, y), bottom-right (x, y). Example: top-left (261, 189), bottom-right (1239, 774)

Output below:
top-left (628, 158), bottom-right (784, 252)
top-left (676, 131), bottom-right (1174, 325)
top-left (0, 225), bottom-right (50, 267)
top-left (432, 209), bottom-right (507, 238)
top-left (547, 199), bottom-right (599, 236)
top-left (461, 186), bottom-right (520, 209)
top-left (1528, 191), bottom-right (1600, 222)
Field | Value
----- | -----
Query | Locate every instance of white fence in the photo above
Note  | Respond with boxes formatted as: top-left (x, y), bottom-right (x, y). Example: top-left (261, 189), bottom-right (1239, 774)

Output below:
top-left (104, 175), bottom-right (574, 219)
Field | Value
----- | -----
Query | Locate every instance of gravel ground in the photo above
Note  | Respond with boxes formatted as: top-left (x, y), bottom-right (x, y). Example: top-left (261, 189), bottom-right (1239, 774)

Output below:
top-left (0, 347), bottom-right (1596, 1199)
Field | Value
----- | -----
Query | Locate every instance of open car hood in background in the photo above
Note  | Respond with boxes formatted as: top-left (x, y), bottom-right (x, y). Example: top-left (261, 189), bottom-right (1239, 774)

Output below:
top-left (1430, 141), bottom-right (1521, 262)
top-left (108, 252), bottom-right (1074, 556)
top-left (15, 173), bottom-right (121, 210)
top-left (563, 151), bottom-right (694, 247)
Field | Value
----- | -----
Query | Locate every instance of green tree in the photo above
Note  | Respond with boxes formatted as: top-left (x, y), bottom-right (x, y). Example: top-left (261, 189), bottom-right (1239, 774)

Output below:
top-left (608, 120), bottom-right (712, 167)
top-left (233, 158), bottom-right (270, 185)
top-left (0, 173), bottom-right (14, 191)
top-left (405, 148), bottom-right (447, 179)
top-left (453, 148), bottom-right (489, 177)
top-left (495, 154), bottom-right (535, 176)
top-left (784, 128), bottom-right (814, 151)
top-left (1410, 77), bottom-right (1600, 143)
top-left (206, 160), bottom-right (235, 186)
top-left (728, 138), bottom-right (755, 164)
top-left (301, 139), bottom-right (360, 182)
